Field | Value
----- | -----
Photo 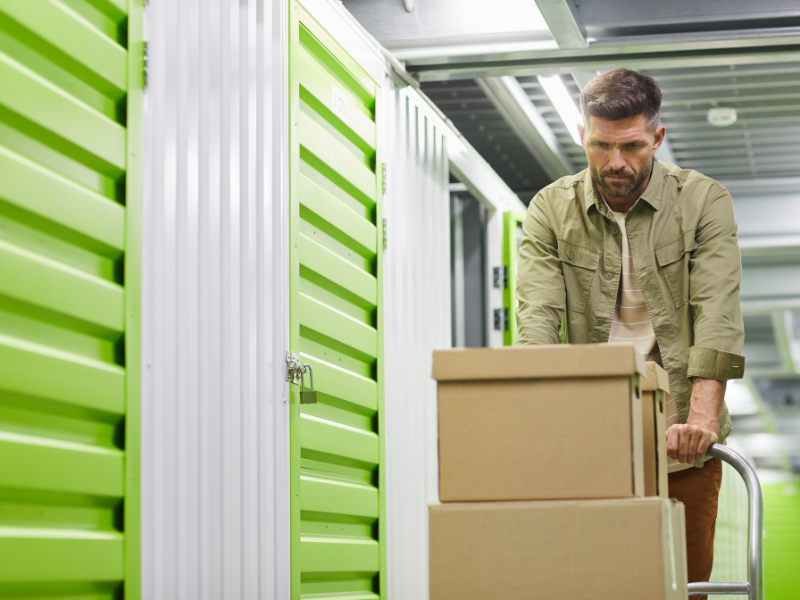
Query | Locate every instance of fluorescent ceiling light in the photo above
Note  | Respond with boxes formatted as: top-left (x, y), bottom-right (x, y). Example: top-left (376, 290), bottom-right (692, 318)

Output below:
top-left (538, 74), bottom-right (582, 146)
top-left (725, 380), bottom-right (760, 416)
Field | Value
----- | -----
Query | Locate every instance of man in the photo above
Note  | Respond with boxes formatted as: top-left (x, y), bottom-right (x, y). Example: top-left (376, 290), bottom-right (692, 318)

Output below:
top-left (515, 68), bottom-right (745, 596)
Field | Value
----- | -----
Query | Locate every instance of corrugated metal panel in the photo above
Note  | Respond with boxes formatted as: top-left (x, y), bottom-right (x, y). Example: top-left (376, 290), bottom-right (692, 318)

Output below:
top-left (0, 0), bottom-right (141, 597)
top-left (141, 0), bottom-right (290, 598)
top-left (289, 4), bottom-right (383, 597)
top-left (383, 82), bottom-right (451, 600)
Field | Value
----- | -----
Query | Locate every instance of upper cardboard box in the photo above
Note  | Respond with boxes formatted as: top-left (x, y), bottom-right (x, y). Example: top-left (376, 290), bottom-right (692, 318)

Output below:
top-left (432, 343), bottom-right (646, 382)
top-left (433, 343), bottom-right (647, 501)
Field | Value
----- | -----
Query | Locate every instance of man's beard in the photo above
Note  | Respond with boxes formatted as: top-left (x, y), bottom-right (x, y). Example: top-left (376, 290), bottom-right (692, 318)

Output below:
top-left (591, 158), bottom-right (653, 198)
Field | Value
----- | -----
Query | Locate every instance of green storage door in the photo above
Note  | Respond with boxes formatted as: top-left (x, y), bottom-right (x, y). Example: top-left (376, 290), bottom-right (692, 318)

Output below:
top-left (0, 1), bottom-right (141, 598)
top-left (503, 211), bottom-right (526, 345)
top-left (289, 4), bottom-right (384, 599)
top-left (763, 481), bottom-right (800, 598)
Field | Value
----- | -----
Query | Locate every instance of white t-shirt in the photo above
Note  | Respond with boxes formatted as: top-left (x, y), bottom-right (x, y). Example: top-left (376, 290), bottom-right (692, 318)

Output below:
top-left (605, 203), bottom-right (691, 473)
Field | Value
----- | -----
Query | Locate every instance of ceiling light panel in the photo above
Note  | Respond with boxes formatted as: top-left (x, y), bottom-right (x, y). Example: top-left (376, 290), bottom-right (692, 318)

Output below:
top-left (537, 75), bottom-right (582, 145)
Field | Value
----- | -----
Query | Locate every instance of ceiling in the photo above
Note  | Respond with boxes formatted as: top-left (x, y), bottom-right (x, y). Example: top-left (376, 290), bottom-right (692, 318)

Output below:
top-left (345, 0), bottom-right (800, 475)
top-left (645, 62), bottom-right (800, 180)
top-left (422, 78), bottom-right (557, 203)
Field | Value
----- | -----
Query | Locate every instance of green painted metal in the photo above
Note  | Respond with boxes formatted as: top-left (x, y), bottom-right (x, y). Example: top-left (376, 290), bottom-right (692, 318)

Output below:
top-left (0, 0), bottom-right (141, 597)
top-left (290, 3), bottom-right (384, 598)
top-left (503, 211), bottom-right (527, 345)
top-left (763, 481), bottom-right (800, 598)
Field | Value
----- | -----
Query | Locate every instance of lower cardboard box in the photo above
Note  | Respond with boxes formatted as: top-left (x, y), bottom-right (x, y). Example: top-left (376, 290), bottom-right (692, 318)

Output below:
top-left (429, 497), bottom-right (688, 600)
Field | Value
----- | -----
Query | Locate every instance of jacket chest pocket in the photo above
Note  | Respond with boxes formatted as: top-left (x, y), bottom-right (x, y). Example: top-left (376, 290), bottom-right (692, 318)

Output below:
top-left (655, 231), bottom-right (696, 309)
top-left (558, 240), bottom-right (600, 314)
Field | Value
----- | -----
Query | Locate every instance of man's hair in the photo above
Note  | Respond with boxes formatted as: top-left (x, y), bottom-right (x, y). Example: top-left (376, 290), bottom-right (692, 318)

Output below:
top-left (580, 68), bottom-right (662, 132)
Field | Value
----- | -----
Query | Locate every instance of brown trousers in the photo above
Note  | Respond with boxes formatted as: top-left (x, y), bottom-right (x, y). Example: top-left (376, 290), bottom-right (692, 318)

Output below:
top-left (667, 457), bottom-right (723, 600)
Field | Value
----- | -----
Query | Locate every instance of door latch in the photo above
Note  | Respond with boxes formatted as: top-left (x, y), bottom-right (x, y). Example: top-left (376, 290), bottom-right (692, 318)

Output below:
top-left (286, 352), bottom-right (317, 404)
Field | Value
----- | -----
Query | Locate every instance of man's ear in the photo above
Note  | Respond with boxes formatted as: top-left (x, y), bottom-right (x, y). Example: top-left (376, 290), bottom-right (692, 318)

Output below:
top-left (578, 123), bottom-right (585, 148)
top-left (653, 124), bottom-right (666, 153)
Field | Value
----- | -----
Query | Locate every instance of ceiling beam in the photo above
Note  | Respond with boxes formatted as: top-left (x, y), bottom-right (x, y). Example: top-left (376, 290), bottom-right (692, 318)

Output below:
top-left (534, 0), bottom-right (586, 50)
top-left (403, 31), bottom-right (800, 81)
top-left (477, 76), bottom-right (573, 181)
top-left (400, 28), bottom-right (800, 66)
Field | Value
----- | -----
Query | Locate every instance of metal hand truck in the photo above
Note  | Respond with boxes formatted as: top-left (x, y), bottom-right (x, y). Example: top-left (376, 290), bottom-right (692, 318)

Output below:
top-left (687, 443), bottom-right (763, 599)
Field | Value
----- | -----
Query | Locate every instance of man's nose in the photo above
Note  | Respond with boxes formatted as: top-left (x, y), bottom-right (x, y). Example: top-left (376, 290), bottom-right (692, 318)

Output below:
top-left (609, 148), bottom-right (627, 172)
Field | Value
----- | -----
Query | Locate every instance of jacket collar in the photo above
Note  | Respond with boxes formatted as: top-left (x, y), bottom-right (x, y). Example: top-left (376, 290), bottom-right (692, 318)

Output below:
top-left (583, 158), bottom-right (665, 214)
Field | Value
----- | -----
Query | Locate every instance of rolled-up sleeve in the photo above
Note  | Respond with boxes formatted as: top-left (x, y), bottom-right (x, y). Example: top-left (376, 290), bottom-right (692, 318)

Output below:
top-left (687, 184), bottom-right (746, 380)
top-left (515, 195), bottom-right (565, 345)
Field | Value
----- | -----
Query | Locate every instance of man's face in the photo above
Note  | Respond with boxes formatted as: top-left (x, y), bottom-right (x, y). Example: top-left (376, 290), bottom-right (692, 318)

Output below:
top-left (579, 114), bottom-right (665, 199)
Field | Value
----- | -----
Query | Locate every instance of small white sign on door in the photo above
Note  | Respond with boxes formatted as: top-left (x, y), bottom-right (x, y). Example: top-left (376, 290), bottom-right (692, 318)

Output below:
top-left (331, 84), bottom-right (349, 125)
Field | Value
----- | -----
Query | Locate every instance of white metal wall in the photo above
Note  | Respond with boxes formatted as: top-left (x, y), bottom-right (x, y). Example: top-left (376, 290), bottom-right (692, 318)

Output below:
top-left (383, 81), bottom-right (452, 600)
top-left (141, 0), bottom-right (289, 598)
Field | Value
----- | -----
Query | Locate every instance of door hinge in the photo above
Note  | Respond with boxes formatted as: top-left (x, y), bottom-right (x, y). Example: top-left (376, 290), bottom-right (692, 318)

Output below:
top-left (142, 41), bottom-right (149, 89)
top-left (381, 163), bottom-right (387, 196)
top-left (383, 218), bottom-right (387, 250)
top-left (493, 308), bottom-right (509, 331)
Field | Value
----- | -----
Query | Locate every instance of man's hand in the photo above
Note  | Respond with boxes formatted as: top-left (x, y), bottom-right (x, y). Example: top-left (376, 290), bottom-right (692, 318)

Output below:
top-left (666, 377), bottom-right (726, 464)
top-left (667, 423), bottom-right (718, 464)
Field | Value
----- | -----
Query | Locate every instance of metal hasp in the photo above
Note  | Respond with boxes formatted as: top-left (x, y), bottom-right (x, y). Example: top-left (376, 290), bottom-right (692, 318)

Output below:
top-left (286, 351), bottom-right (303, 384)
top-left (286, 352), bottom-right (317, 404)
top-left (687, 443), bottom-right (763, 599)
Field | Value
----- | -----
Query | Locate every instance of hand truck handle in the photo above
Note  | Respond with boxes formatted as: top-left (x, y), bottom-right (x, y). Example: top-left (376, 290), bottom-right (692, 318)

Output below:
top-left (687, 443), bottom-right (763, 599)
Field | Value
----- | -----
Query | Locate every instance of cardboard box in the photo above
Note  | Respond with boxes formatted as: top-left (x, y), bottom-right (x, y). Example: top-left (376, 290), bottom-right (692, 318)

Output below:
top-left (429, 497), bottom-right (688, 600)
top-left (432, 344), bottom-right (646, 501)
top-left (671, 500), bottom-right (689, 599)
top-left (642, 362), bottom-right (671, 498)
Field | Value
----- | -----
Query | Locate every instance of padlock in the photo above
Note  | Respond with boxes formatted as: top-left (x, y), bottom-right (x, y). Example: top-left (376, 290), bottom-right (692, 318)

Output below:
top-left (300, 364), bottom-right (317, 404)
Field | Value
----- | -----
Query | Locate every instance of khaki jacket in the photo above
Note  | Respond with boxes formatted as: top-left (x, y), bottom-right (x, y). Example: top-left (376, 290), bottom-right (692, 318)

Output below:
top-left (515, 159), bottom-right (745, 444)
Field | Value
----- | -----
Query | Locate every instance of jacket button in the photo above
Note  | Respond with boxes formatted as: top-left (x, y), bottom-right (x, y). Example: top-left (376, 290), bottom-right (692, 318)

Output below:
top-left (567, 251), bottom-right (575, 260)
top-left (612, 227), bottom-right (619, 235)
top-left (605, 272), bottom-right (613, 280)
